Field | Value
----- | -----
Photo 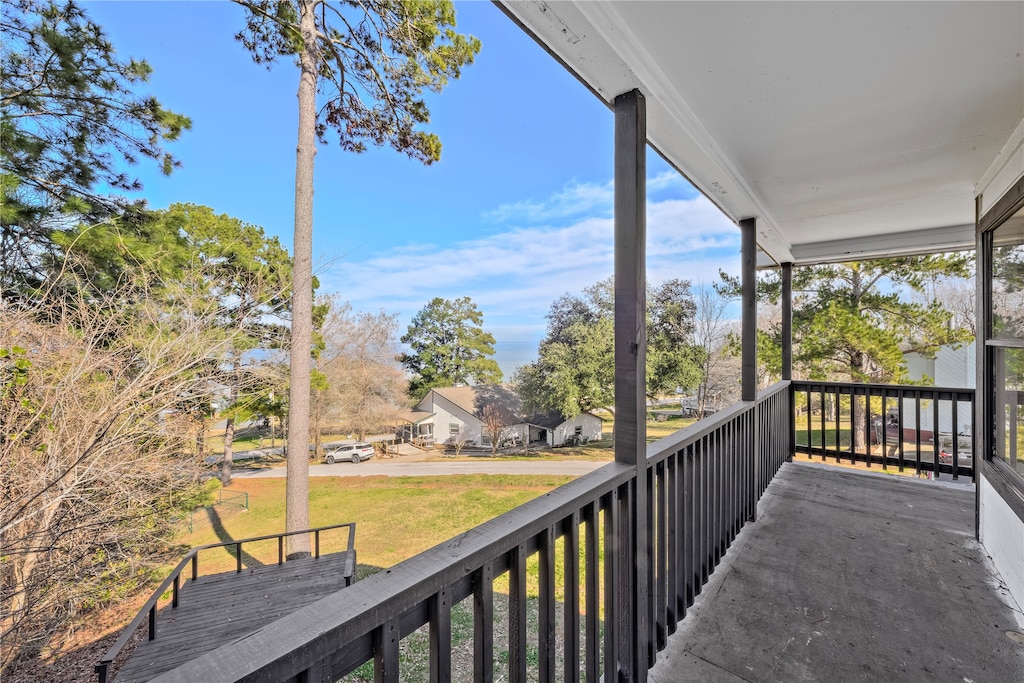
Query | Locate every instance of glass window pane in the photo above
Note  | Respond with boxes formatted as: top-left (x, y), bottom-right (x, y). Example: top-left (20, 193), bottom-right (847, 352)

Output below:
top-left (991, 204), bottom-right (1024, 340)
top-left (995, 347), bottom-right (1024, 476)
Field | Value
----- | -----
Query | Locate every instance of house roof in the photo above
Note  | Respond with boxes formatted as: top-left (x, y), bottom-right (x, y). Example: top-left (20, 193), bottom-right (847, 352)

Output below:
top-left (498, 1), bottom-right (1024, 266)
top-left (393, 408), bottom-right (434, 425)
top-left (523, 411), bottom-right (605, 429)
top-left (523, 411), bottom-right (569, 430)
top-left (429, 385), bottom-right (523, 420)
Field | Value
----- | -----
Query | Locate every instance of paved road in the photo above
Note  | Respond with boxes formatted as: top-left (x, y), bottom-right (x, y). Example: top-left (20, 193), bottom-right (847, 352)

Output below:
top-left (235, 459), bottom-right (606, 479)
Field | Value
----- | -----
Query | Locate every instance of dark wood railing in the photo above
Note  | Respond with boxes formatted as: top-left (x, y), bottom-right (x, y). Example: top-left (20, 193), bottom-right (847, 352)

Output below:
top-left (95, 522), bottom-right (356, 683)
top-left (791, 381), bottom-right (975, 480)
top-left (146, 382), bottom-right (791, 683)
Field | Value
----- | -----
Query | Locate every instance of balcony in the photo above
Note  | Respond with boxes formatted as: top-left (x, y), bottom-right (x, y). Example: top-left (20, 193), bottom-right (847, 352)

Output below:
top-left (103, 4), bottom-right (1023, 680)
top-left (137, 381), bottom-right (1023, 683)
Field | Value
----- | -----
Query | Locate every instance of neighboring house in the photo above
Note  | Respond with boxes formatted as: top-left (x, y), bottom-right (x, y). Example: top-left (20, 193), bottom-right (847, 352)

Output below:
top-left (904, 341), bottom-right (976, 388)
top-left (523, 411), bottom-right (604, 447)
top-left (406, 385), bottom-right (526, 448)
top-left (400, 386), bottom-right (603, 449)
top-left (886, 342), bottom-right (976, 441)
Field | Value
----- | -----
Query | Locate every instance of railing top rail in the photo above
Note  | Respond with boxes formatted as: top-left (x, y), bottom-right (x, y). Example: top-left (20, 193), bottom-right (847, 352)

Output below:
top-left (96, 521), bottom-right (356, 674)
top-left (143, 462), bottom-right (637, 683)
top-left (791, 379), bottom-right (975, 395)
top-left (647, 380), bottom-right (790, 464)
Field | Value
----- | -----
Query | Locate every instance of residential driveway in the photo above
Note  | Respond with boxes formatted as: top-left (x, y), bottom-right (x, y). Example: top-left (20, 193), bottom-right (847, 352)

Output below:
top-left (234, 459), bottom-right (605, 479)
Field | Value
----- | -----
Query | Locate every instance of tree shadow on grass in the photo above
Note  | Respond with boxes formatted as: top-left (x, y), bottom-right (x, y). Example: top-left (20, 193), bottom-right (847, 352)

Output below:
top-left (205, 504), bottom-right (265, 570)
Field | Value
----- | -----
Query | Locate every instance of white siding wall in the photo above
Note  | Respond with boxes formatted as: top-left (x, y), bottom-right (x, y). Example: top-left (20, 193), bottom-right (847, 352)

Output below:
top-left (979, 474), bottom-right (1024, 611)
top-left (901, 342), bottom-right (976, 434)
top-left (551, 414), bottom-right (603, 446)
top-left (905, 342), bottom-right (975, 388)
top-left (903, 354), bottom-right (933, 383)
top-left (419, 395), bottom-right (484, 446)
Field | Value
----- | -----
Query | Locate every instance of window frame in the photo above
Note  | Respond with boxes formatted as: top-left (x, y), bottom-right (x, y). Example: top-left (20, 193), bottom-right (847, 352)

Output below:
top-left (979, 178), bottom-right (1024, 522)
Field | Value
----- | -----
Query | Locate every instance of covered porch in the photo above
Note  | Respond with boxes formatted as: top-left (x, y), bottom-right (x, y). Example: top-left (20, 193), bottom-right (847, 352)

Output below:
top-left (136, 2), bottom-right (1022, 681)
top-left (650, 462), bottom-right (1019, 682)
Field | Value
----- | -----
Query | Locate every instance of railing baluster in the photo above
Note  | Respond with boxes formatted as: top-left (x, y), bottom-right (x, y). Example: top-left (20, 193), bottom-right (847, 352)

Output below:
top-left (897, 390), bottom-right (905, 472)
top-left (865, 390), bottom-right (873, 468)
top-left (915, 391), bottom-right (923, 474)
top-left (538, 526), bottom-right (556, 683)
top-left (698, 436), bottom-right (709, 586)
top-left (584, 501), bottom-right (599, 683)
top-left (473, 562), bottom-right (494, 683)
top-left (837, 386), bottom-right (845, 462)
top-left (970, 391), bottom-right (977, 484)
top-left (509, 544), bottom-right (528, 683)
top-left (172, 574), bottom-right (180, 609)
top-left (564, 514), bottom-right (580, 683)
top-left (933, 394), bottom-right (941, 478)
top-left (723, 422), bottom-right (734, 543)
top-left (802, 387), bottom-right (811, 456)
top-left (603, 491), bottom-right (618, 683)
top-left (655, 461), bottom-right (668, 649)
top-left (374, 619), bottom-right (399, 683)
top-left (881, 392), bottom-right (888, 469)
top-left (428, 589), bottom-right (451, 683)
top-left (646, 463), bottom-right (656, 667)
top-left (951, 398), bottom-right (960, 480)
top-left (683, 447), bottom-right (695, 610)
top-left (666, 454), bottom-right (679, 634)
top-left (712, 429), bottom-right (721, 565)
top-left (236, 543), bottom-right (242, 573)
top-left (820, 385), bottom-right (827, 459)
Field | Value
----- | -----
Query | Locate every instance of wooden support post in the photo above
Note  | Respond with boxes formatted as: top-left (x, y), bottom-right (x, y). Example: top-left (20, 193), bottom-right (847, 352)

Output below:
top-left (740, 218), bottom-right (758, 521)
top-left (740, 218), bottom-right (757, 402)
top-left (781, 262), bottom-right (793, 381)
top-left (614, 88), bottom-right (649, 680)
top-left (782, 261), bottom-right (794, 462)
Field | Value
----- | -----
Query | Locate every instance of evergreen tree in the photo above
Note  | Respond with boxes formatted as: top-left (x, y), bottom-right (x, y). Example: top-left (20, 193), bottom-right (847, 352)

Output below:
top-left (231, 0), bottom-right (479, 557)
top-left (1, 0), bottom-right (190, 296)
top-left (401, 296), bottom-right (501, 400)
top-left (516, 277), bottom-right (703, 420)
top-left (722, 254), bottom-right (974, 448)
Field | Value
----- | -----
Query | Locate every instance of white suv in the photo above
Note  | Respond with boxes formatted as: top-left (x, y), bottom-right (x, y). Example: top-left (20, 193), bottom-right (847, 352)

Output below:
top-left (325, 442), bottom-right (375, 464)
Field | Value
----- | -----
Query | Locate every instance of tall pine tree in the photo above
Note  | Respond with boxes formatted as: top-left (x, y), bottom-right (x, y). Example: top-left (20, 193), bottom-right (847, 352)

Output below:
top-left (232, 0), bottom-right (479, 557)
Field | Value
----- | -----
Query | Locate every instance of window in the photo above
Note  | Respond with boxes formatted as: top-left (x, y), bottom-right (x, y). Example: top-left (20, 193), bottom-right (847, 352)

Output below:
top-left (449, 423), bottom-right (460, 435)
top-left (987, 202), bottom-right (1024, 476)
top-left (574, 426), bottom-right (583, 436)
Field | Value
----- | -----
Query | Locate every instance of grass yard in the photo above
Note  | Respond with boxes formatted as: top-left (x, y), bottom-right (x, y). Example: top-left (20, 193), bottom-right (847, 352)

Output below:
top-left (181, 473), bottom-right (602, 682)
top-left (183, 474), bottom-right (575, 576)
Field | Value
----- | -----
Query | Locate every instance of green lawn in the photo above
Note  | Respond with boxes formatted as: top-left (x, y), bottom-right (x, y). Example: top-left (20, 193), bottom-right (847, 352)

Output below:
top-left (183, 474), bottom-right (574, 576)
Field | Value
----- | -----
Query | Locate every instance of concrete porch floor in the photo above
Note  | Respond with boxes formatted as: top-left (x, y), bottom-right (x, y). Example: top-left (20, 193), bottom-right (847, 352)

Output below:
top-left (650, 462), bottom-right (1024, 683)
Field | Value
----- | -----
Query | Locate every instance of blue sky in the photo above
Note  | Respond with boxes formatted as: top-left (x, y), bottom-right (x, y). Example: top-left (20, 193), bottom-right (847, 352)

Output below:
top-left (83, 1), bottom-right (742, 354)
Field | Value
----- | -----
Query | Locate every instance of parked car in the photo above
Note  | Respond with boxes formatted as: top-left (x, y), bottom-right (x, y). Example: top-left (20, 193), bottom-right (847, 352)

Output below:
top-left (325, 442), bottom-right (375, 464)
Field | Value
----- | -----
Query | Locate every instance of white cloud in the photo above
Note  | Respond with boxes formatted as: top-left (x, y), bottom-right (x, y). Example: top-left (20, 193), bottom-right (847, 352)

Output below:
top-left (483, 178), bottom-right (614, 224)
top-left (319, 188), bottom-right (743, 341)
top-left (483, 170), bottom-right (699, 225)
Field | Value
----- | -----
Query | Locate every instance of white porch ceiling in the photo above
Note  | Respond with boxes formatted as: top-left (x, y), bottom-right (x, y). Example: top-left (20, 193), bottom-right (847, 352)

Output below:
top-left (497, 1), bottom-right (1024, 266)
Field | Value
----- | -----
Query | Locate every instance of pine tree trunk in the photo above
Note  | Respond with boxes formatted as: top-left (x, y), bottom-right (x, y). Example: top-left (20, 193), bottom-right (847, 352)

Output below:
top-left (285, 0), bottom-right (317, 560)
top-left (221, 416), bottom-right (235, 485)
